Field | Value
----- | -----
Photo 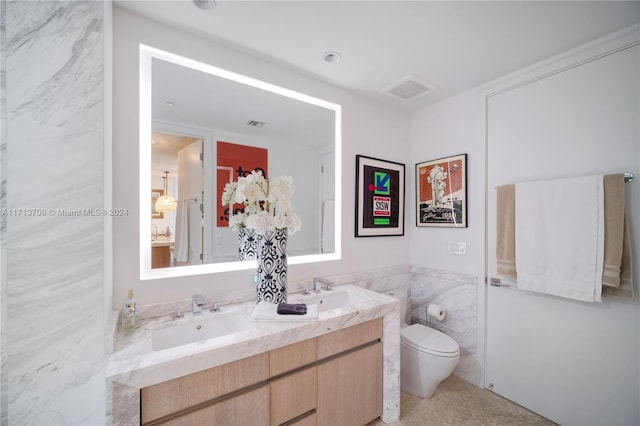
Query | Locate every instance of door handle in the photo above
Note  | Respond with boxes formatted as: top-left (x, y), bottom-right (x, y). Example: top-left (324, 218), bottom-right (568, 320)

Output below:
top-left (489, 277), bottom-right (511, 288)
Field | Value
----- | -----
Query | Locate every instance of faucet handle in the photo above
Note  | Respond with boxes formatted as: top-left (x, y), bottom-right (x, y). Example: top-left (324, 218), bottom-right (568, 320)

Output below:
top-left (210, 300), bottom-right (228, 312)
top-left (169, 308), bottom-right (183, 320)
top-left (192, 294), bottom-right (206, 305)
top-left (314, 277), bottom-right (334, 292)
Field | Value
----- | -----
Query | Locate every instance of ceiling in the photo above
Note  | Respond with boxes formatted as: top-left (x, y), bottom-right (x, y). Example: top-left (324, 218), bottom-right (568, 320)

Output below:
top-left (117, 0), bottom-right (640, 112)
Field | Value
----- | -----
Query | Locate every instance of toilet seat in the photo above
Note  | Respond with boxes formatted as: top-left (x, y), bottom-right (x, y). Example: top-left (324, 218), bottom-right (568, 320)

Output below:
top-left (400, 324), bottom-right (459, 358)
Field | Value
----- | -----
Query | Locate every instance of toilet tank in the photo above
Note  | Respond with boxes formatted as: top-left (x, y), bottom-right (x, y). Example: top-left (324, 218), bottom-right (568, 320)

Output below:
top-left (383, 290), bottom-right (409, 326)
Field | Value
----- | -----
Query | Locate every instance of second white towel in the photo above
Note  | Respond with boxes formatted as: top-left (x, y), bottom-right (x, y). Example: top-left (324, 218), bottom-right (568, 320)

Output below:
top-left (515, 175), bottom-right (604, 303)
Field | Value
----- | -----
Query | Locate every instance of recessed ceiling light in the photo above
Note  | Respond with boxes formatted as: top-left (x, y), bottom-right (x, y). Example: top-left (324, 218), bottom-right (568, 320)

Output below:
top-left (193, 0), bottom-right (216, 11)
top-left (323, 51), bottom-right (341, 63)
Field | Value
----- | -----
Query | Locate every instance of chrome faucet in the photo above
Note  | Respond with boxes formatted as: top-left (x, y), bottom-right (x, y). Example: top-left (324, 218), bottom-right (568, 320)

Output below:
top-left (313, 277), bottom-right (334, 292)
top-left (192, 294), bottom-right (207, 315)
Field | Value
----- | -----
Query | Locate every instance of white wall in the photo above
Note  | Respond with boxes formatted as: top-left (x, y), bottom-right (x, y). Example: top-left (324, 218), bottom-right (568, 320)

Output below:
top-left (408, 85), bottom-right (487, 387)
top-left (112, 7), bottom-right (410, 308)
top-left (409, 92), bottom-right (486, 276)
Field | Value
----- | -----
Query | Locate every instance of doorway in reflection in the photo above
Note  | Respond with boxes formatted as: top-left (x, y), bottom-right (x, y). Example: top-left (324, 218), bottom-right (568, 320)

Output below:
top-left (151, 131), bottom-right (203, 268)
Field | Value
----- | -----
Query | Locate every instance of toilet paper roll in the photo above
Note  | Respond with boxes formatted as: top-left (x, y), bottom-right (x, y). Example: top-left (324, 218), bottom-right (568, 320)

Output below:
top-left (427, 304), bottom-right (447, 321)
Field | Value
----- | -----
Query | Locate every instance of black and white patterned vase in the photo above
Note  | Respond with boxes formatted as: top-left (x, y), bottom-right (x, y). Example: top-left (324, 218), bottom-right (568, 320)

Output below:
top-left (256, 228), bottom-right (288, 304)
top-left (238, 227), bottom-right (257, 261)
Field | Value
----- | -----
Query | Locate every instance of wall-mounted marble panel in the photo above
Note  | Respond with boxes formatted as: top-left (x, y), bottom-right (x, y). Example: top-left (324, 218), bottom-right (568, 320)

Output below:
top-left (410, 266), bottom-right (480, 385)
top-left (4, 1), bottom-right (105, 424)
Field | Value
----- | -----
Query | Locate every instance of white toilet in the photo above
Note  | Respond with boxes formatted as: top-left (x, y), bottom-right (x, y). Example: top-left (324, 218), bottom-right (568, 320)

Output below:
top-left (384, 290), bottom-right (460, 398)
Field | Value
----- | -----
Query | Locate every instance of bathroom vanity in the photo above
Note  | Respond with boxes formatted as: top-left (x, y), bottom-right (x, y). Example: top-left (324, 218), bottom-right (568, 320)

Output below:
top-left (106, 285), bottom-right (401, 425)
top-left (150, 240), bottom-right (173, 269)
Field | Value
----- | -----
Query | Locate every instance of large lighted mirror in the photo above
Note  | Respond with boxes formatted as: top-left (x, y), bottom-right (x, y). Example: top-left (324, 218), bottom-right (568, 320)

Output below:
top-left (140, 45), bottom-right (342, 279)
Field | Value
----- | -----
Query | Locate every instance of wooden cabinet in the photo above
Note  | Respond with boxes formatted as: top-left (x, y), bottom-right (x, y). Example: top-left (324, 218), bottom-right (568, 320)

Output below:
top-left (316, 318), bottom-right (383, 426)
top-left (270, 338), bottom-right (317, 377)
top-left (141, 319), bottom-right (383, 426)
top-left (269, 338), bottom-right (319, 425)
top-left (151, 245), bottom-right (171, 268)
top-left (317, 342), bottom-right (383, 426)
top-left (158, 385), bottom-right (269, 426)
top-left (270, 366), bottom-right (317, 426)
top-left (318, 318), bottom-right (383, 359)
top-left (141, 353), bottom-right (269, 425)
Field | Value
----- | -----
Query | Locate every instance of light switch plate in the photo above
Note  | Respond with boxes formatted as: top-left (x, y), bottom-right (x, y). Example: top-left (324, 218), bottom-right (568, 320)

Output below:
top-left (448, 241), bottom-right (467, 255)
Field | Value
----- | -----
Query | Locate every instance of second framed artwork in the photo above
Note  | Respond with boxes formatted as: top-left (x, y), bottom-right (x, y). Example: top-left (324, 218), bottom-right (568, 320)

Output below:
top-left (416, 153), bottom-right (467, 228)
top-left (355, 155), bottom-right (405, 237)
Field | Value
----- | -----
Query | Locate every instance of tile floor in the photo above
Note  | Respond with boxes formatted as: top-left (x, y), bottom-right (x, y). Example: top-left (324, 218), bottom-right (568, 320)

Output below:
top-left (371, 375), bottom-right (557, 426)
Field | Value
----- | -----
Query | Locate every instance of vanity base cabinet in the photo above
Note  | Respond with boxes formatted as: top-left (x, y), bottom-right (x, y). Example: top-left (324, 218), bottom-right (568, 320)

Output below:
top-left (317, 342), bottom-right (383, 426)
top-left (140, 318), bottom-right (383, 426)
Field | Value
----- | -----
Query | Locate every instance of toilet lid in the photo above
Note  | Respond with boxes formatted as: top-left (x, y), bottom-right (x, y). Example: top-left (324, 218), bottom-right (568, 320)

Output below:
top-left (401, 324), bottom-right (459, 356)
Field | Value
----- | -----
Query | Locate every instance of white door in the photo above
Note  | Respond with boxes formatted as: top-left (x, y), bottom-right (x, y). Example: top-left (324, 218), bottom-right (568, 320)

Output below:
top-left (486, 45), bottom-right (639, 425)
top-left (176, 139), bottom-right (204, 265)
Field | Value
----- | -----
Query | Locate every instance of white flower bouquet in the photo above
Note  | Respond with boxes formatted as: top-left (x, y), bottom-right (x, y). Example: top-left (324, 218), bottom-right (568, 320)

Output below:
top-left (221, 170), bottom-right (302, 235)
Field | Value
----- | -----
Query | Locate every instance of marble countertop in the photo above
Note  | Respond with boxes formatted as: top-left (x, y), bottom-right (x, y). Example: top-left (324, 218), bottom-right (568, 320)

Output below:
top-left (151, 239), bottom-right (174, 247)
top-left (106, 285), bottom-right (398, 390)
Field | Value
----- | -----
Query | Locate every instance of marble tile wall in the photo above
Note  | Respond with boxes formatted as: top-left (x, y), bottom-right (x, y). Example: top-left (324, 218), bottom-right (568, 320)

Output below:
top-left (409, 266), bottom-right (480, 385)
top-left (1, 1), bottom-right (7, 422)
top-left (4, 1), bottom-right (105, 424)
top-left (327, 264), bottom-right (480, 386)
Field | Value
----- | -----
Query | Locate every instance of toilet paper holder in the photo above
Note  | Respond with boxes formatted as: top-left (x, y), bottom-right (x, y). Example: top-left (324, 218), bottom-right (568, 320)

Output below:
top-left (426, 303), bottom-right (447, 327)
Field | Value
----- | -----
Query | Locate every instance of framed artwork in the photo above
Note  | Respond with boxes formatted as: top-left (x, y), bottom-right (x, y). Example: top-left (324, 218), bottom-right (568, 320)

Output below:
top-left (151, 189), bottom-right (164, 219)
top-left (216, 141), bottom-right (268, 227)
top-left (415, 153), bottom-right (467, 228)
top-left (355, 155), bottom-right (405, 237)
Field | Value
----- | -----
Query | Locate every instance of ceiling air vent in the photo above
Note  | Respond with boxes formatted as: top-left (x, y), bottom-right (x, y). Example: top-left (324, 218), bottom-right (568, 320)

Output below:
top-left (246, 120), bottom-right (266, 128)
top-left (383, 74), bottom-right (438, 101)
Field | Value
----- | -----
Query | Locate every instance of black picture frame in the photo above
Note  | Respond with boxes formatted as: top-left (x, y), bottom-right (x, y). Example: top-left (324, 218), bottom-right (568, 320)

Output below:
top-left (355, 155), bottom-right (405, 237)
top-left (415, 153), bottom-right (467, 228)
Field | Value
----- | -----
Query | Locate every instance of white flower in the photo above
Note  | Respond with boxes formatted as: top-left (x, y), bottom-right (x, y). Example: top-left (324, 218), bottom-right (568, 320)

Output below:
top-left (221, 182), bottom-right (237, 207)
top-left (228, 213), bottom-right (246, 230)
top-left (221, 170), bottom-right (301, 235)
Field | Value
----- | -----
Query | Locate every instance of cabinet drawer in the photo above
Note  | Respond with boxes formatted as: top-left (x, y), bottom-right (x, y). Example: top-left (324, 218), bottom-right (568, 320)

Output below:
top-left (270, 338), bottom-right (317, 377)
top-left (317, 342), bottom-right (382, 426)
top-left (270, 366), bottom-right (317, 426)
top-left (317, 318), bottom-right (382, 359)
top-left (159, 385), bottom-right (269, 426)
top-left (141, 353), bottom-right (269, 424)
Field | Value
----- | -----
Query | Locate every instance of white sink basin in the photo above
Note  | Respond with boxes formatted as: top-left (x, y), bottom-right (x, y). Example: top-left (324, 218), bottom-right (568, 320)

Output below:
top-left (152, 311), bottom-right (250, 351)
top-left (299, 290), bottom-right (352, 313)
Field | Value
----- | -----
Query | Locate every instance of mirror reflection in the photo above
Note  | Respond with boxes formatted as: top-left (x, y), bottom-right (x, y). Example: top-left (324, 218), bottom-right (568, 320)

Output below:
top-left (141, 46), bottom-right (341, 278)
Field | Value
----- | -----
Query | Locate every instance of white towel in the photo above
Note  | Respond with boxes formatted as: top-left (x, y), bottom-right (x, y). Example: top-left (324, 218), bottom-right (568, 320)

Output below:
top-left (175, 200), bottom-right (189, 263)
top-left (515, 175), bottom-right (604, 302)
top-left (250, 301), bottom-right (319, 322)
